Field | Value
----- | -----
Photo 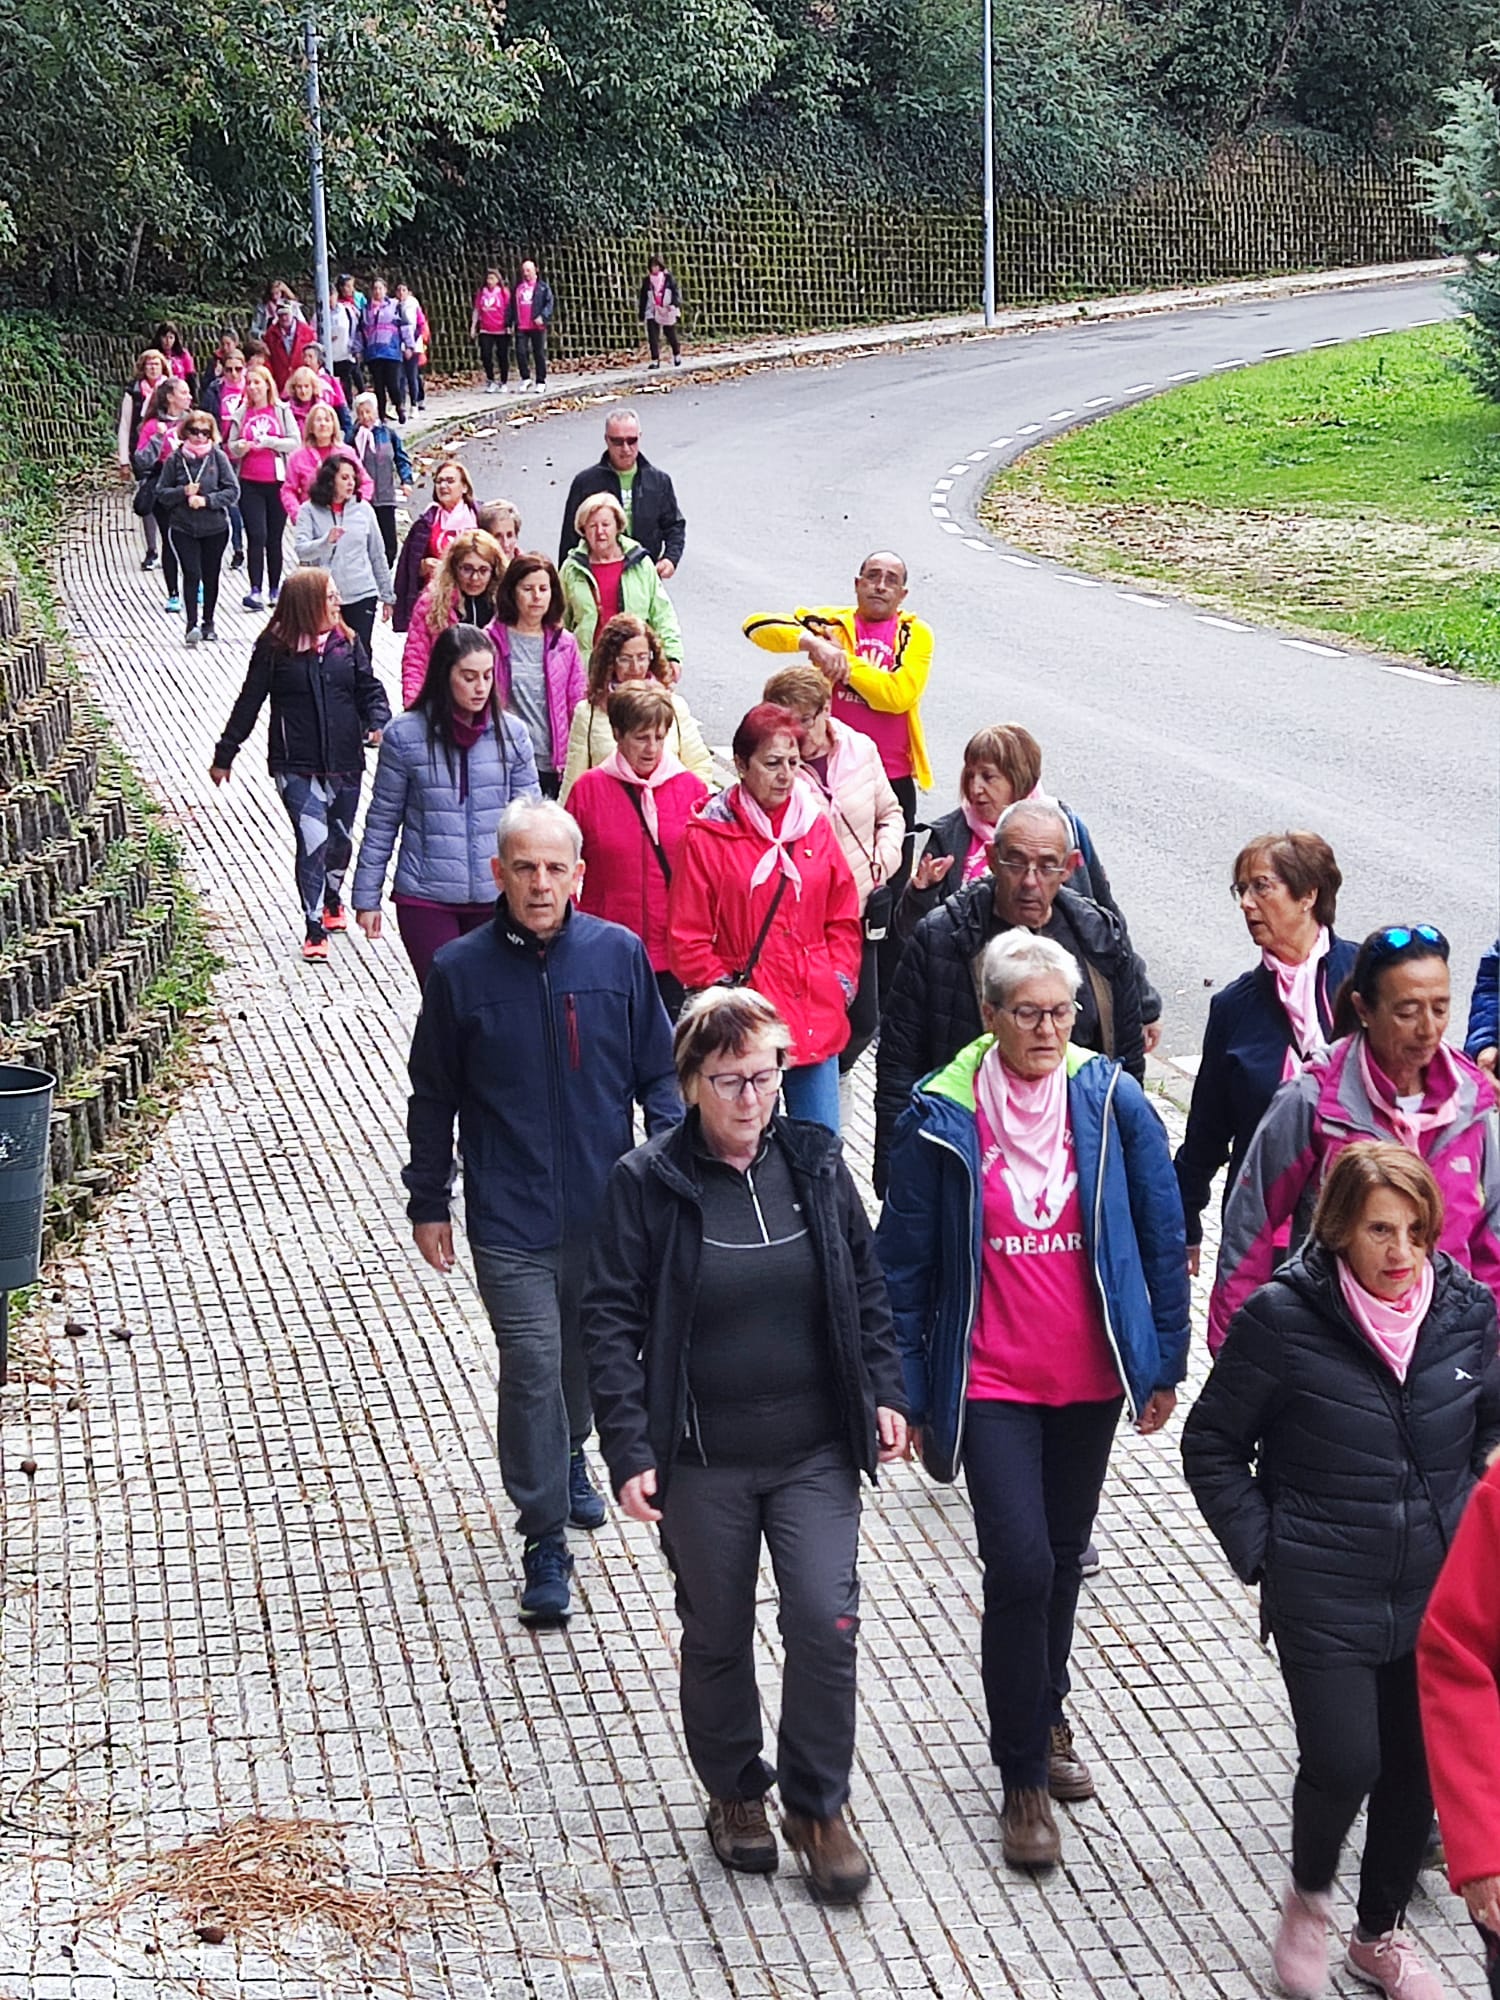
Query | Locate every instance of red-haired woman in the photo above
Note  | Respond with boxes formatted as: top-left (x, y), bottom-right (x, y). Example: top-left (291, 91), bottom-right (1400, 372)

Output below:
top-left (209, 568), bottom-right (391, 961)
top-left (668, 703), bottom-right (861, 1132)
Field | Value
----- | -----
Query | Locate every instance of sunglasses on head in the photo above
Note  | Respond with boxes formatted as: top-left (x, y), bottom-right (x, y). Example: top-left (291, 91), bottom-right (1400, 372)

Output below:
top-left (1367, 923), bottom-right (1448, 962)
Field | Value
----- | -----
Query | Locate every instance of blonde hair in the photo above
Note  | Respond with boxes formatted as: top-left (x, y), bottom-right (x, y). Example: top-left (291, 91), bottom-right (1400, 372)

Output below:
top-left (574, 491), bottom-right (627, 538)
top-left (302, 404), bottom-right (341, 449)
top-left (762, 664), bottom-right (832, 716)
top-left (426, 530), bottom-right (506, 634)
top-left (243, 366), bottom-right (279, 407)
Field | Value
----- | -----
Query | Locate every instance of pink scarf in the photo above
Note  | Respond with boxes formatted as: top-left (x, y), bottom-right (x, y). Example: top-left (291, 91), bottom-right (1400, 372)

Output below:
top-left (961, 797), bottom-right (997, 883)
top-left (974, 1044), bottom-right (1075, 1229)
top-left (734, 782), bottom-right (824, 897)
top-left (602, 744), bottom-right (687, 841)
top-left (1265, 926), bottom-right (1332, 1081)
top-left (1358, 1037), bottom-right (1462, 1153)
top-left (1337, 1257), bottom-right (1434, 1382)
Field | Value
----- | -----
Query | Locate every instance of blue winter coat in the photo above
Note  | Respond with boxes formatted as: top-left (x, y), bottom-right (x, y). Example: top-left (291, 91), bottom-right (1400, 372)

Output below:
top-left (1174, 933), bottom-right (1358, 1247)
top-left (350, 709), bottom-right (540, 910)
top-left (1467, 940), bottom-right (1499, 1061)
top-left (876, 1038), bottom-right (1189, 1482)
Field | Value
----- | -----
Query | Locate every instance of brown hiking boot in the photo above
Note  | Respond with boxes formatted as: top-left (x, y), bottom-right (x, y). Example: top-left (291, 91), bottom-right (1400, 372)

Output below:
top-left (707, 1796), bottom-right (778, 1874)
top-left (1048, 1720), bottom-right (1096, 1802)
top-left (781, 1808), bottom-right (871, 1902)
top-left (1000, 1786), bottom-right (1062, 1869)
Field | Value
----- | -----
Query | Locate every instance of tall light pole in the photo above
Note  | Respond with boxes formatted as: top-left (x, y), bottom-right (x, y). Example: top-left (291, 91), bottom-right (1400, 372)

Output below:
top-left (305, 1), bottom-right (334, 358)
top-left (982, 0), bottom-right (996, 326)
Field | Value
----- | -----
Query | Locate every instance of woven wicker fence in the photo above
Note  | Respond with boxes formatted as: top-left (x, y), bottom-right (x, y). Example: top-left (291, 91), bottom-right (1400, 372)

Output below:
top-left (0, 144), bottom-right (1435, 458)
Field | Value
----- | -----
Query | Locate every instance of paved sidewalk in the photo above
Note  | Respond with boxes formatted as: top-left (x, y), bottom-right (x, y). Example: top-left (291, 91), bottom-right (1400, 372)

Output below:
top-left (0, 483), bottom-right (1482, 1997)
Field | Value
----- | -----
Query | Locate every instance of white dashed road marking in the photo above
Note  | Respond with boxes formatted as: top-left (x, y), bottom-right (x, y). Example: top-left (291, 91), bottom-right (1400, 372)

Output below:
top-left (1283, 639), bottom-right (1342, 657)
top-left (1048, 409), bottom-right (1076, 422)
top-left (996, 553), bottom-right (1037, 568)
top-left (1121, 592), bottom-right (1169, 607)
top-left (989, 436), bottom-right (1013, 449)
top-left (1198, 616), bottom-right (1251, 632)
top-left (1058, 576), bottom-right (1103, 589)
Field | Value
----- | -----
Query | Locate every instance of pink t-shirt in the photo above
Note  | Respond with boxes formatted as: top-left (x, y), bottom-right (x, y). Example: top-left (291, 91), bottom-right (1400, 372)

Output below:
top-left (475, 284), bottom-right (510, 333)
top-left (237, 406), bottom-right (288, 484)
top-left (967, 1103), bottom-right (1121, 1406)
top-left (831, 613), bottom-right (912, 780)
top-left (218, 386), bottom-right (248, 434)
top-left (516, 282), bottom-right (536, 330)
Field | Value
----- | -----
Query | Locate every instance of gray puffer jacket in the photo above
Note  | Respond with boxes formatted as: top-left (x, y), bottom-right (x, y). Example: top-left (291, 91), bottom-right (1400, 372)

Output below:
top-left (351, 708), bottom-right (542, 909)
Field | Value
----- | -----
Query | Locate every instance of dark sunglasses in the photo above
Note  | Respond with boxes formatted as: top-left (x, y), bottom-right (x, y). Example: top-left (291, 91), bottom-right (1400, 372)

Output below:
top-left (184, 427), bottom-right (212, 439)
top-left (1367, 923), bottom-right (1448, 962)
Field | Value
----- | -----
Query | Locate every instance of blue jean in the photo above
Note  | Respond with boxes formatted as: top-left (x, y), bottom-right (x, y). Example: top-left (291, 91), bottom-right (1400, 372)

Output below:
top-left (471, 1240), bottom-right (592, 1543)
top-left (781, 1054), bottom-right (840, 1133)
top-left (963, 1395), bottom-right (1122, 1790)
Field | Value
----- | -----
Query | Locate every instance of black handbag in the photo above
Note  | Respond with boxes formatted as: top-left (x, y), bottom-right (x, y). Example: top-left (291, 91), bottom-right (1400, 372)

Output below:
top-left (862, 880), bottom-right (894, 942)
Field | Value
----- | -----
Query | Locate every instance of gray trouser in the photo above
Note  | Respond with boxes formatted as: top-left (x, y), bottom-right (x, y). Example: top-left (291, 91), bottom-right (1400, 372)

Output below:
top-left (658, 1445), bottom-right (861, 1819)
top-left (471, 1241), bottom-right (592, 1543)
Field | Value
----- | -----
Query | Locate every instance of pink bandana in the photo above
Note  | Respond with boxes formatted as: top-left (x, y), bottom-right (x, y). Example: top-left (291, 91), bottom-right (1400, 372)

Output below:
top-left (733, 782), bottom-right (824, 897)
top-left (1337, 1256), bottom-right (1434, 1382)
top-left (1265, 926), bottom-right (1332, 1081)
top-left (1358, 1037), bottom-right (1462, 1153)
top-left (602, 743), bottom-right (687, 841)
top-left (974, 1044), bottom-right (1075, 1229)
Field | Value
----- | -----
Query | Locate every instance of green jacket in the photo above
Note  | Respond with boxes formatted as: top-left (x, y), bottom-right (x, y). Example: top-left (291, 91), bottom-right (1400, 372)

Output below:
top-left (560, 536), bottom-right (683, 661)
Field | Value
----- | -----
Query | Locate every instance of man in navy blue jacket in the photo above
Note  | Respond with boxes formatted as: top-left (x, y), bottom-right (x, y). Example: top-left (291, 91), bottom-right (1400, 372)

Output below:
top-left (404, 797), bottom-right (681, 1624)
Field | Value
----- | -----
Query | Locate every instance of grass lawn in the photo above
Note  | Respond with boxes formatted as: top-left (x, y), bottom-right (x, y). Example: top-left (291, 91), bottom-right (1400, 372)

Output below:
top-left (979, 321), bottom-right (1500, 679)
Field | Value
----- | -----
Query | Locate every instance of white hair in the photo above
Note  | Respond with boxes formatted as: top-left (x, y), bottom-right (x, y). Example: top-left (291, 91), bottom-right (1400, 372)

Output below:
top-left (494, 798), bottom-right (582, 864)
top-left (981, 930), bottom-right (1082, 1007)
top-left (605, 407), bottom-right (641, 435)
top-left (993, 797), bottom-right (1076, 851)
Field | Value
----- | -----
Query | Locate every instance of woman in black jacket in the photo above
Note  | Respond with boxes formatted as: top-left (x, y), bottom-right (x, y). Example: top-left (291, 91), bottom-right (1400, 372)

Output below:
top-left (156, 411), bottom-right (241, 646)
top-left (582, 986), bottom-right (907, 1905)
top-left (209, 567), bottom-right (391, 962)
top-left (1184, 1140), bottom-right (1500, 2000)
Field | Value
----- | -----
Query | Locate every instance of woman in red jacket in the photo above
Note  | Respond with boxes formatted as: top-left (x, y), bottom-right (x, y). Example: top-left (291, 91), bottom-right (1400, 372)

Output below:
top-left (668, 702), bottom-right (861, 1132)
top-left (1419, 1451), bottom-right (1500, 1998)
top-left (568, 682), bottom-right (709, 1019)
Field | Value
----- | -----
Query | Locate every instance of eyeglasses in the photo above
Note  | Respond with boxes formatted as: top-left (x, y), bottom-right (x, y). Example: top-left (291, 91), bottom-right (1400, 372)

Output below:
top-left (456, 563), bottom-right (494, 579)
top-left (1232, 874), bottom-right (1284, 903)
top-left (703, 1068), bottom-right (783, 1101)
top-left (994, 856), bottom-right (1068, 882)
top-left (1368, 923), bottom-right (1448, 962)
top-left (998, 1002), bottom-right (1077, 1031)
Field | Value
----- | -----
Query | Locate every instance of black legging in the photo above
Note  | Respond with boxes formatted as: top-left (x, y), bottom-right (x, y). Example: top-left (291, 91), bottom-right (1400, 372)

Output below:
top-left (373, 504), bottom-right (398, 567)
top-left (478, 331), bottom-right (512, 384)
top-left (171, 527), bottom-right (229, 632)
top-left (876, 774), bottom-right (918, 997)
top-left (647, 320), bottom-right (681, 362)
top-left (151, 503), bottom-right (180, 595)
top-left (239, 479), bottom-right (286, 595)
top-left (342, 596), bottom-right (377, 659)
top-left (367, 356), bottom-right (404, 422)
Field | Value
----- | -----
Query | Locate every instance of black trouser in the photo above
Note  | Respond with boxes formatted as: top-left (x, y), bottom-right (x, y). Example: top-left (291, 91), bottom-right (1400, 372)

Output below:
top-left (373, 504), bottom-right (398, 567)
top-left (963, 1396), bottom-right (1122, 1791)
top-left (342, 595), bottom-right (377, 658)
top-left (333, 358), bottom-right (361, 402)
top-left (840, 936), bottom-right (880, 1073)
top-left (367, 356), bottom-right (404, 422)
top-left (1479, 1926), bottom-right (1500, 1999)
top-left (171, 527), bottom-right (228, 632)
top-left (659, 1445), bottom-right (861, 1820)
top-left (647, 320), bottom-right (681, 361)
top-left (876, 774), bottom-right (918, 998)
top-left (516, 327), bottom-right (547, 384)
top-left (478, 331), bottom-right (511, 383)
top-left (655, 968), bottom-right (686, 1020)
top-left (152, 504), bottom-right (180, 595)
top-left (401, 353), bottom-right (424, 410)
top-left (1280, 1650), bottom-right (1433, 1936)
top-left (240, 479), bottom-right (286, 594)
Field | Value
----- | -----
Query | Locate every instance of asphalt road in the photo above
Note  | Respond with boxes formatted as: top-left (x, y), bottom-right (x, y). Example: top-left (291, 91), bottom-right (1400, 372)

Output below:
top-left (459, 277), bottom-right (1496, 1060)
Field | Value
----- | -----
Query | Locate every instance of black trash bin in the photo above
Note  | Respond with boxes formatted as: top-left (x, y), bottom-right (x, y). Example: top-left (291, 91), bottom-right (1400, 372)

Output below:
top-left (0, 1063), bottom-right (55, 1384)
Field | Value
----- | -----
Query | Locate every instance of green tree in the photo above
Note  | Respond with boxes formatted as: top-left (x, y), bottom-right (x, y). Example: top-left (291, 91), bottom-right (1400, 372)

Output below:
top-left (1419, 68), bottom-right (1500, 398)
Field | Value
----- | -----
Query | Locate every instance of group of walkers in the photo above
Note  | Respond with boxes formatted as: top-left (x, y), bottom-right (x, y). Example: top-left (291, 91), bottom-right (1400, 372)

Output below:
top-left (141, 360), bottom-right (1500, 1991)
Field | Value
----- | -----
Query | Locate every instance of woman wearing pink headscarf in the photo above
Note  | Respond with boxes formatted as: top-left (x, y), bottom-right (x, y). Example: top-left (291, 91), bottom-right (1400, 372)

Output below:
top-left (667, 702), bottom-right (861, 1133)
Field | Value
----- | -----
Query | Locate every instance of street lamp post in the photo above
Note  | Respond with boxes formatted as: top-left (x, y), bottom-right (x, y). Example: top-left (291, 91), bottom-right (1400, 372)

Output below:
top-left (982, 0), bottom-right (996, 327)
top-left (305, 1), bottom-right (334, 359)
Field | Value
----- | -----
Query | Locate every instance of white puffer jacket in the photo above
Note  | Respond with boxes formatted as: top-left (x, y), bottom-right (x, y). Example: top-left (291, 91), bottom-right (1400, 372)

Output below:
top-left (802, 717), bottom-right (905, 910)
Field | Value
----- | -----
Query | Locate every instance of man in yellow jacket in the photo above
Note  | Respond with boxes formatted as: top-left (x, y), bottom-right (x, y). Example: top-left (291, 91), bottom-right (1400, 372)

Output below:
top-left (744, 550), bottom-right (933, 994)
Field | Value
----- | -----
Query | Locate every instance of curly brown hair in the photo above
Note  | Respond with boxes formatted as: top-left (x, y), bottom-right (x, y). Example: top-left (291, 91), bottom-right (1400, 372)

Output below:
top-left (586, 614), bottom-right (671, 704)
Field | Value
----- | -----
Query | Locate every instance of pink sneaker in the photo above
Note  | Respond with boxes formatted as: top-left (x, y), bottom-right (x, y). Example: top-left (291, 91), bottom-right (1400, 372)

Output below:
top-left (1344, 1929), bottom-right (1450, 2000)
top-left (1273, 1881), bottom-right (1332, 1997)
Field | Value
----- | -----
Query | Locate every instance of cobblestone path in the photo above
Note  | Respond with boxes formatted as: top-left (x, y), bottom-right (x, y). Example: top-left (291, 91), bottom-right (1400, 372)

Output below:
top-left (0, 487), bottom-right (1480, 1997)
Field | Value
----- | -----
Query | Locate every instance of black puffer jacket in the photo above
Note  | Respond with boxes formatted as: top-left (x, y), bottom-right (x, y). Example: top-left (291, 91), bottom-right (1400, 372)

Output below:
top-left (213, 628), bottom-right (391, 776)
top-left (582, 1111), bottom-right (906, 1500)
top-left (873, 879), bottom-right (1147, 1192)
top-left (1182, 1243), bottom-right (1500, 1668)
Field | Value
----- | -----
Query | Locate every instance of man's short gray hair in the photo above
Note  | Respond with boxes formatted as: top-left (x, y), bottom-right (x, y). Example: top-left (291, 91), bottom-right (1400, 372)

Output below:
top-left (495, 797), bottom-right (583, 863)
top-left (981, 929), bottom-right (1082, 1007)
top-left (605, 406), bottom-right (641, 434)
top-left (993, 797), bottom-right (1075, 852)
